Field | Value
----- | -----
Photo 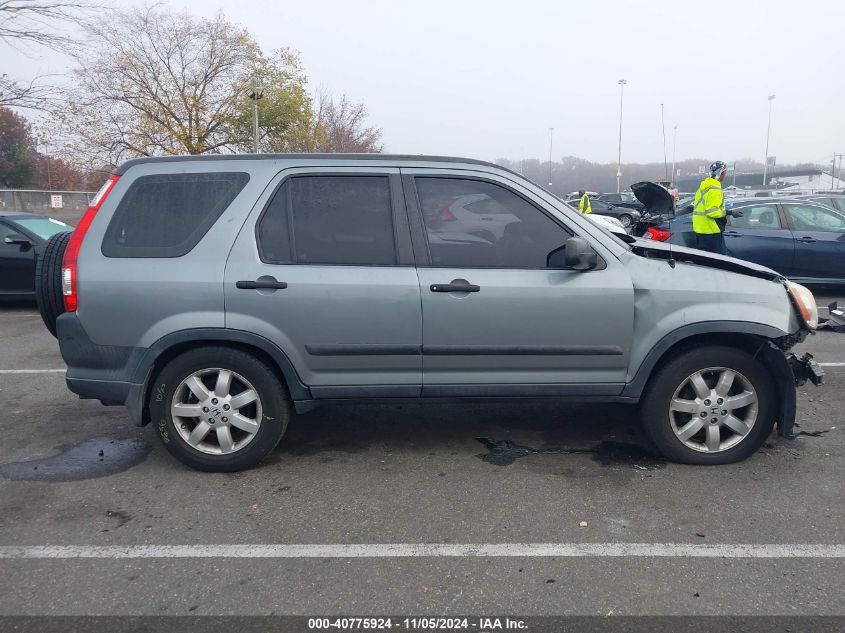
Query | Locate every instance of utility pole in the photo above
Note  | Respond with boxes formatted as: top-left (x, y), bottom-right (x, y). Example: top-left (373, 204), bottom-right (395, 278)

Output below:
top-left (762, 94), bottom-right (775, 187)
top-left (249, 76), bottom-right (264, 154)
top-left (833, 153), bottom-right (837, 190)
top-left (616, 79), bottom-right (626, 193)
top-left (661, 104), bottom-right (668, 181)
top-left (548, 127), bottom-right (554, 188)
top-left (670, 124), bottom-right (678, 187)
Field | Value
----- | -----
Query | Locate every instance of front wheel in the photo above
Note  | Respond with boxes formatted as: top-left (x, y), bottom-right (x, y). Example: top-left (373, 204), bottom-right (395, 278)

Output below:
top-left (618, 213), bottom-right (633, 228)
top-left (639, 346), bottom-right (776, 465)
top-left (149, 347), bottom-right (290, 472)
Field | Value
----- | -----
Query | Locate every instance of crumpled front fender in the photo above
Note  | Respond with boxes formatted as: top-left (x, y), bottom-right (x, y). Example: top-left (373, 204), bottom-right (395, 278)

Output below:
top-left (756, 342), bottom-right (823, 438)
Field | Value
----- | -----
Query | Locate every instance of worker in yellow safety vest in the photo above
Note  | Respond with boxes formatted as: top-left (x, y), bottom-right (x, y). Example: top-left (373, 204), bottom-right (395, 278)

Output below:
top-left (578, 190), bottom-right (592, 214)
top-left (692, 161), bottom-right (742, 254)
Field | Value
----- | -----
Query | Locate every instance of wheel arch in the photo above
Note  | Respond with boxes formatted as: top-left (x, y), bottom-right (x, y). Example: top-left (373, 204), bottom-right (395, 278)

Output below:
top-left (132, 328), bottom-right (309, 426)
top-left (623, 321), bottom-right (788, 399)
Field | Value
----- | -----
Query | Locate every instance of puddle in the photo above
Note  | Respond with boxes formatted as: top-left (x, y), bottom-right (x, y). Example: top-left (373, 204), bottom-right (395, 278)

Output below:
top-left (0, 437), bottom-right (151, 482)
top-left (476, 437), bottom-right (666, 470)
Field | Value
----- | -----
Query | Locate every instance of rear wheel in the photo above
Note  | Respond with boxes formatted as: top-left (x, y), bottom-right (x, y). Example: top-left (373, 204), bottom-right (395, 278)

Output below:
top-left (149, 347), bottom-right (290, 472)
top-left (640, 346), bottom-right (776, 464)
top-left (35, 231), bottom-right (71, 338)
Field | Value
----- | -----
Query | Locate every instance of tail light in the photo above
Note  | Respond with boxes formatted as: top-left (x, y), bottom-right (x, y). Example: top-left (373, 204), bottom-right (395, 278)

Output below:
top-left (644, 227), bottom-right (672, 242)
top-left (62, 175), bottom-right (119, 312)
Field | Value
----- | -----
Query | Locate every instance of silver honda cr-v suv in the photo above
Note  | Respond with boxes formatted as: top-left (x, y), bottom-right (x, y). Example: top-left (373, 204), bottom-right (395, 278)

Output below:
top-left (37, 154), bottom-right (822, 471)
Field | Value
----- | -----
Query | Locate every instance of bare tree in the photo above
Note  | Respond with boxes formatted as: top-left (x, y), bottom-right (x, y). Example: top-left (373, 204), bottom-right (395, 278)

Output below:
top-left (0, 0), bottom-right (97, 52)
top-left (312, 89), bottom-right (383, 153)
top-left (58, 6), bottom-right (263, 166)
top-left (0, 73), bottom-right (58, 109)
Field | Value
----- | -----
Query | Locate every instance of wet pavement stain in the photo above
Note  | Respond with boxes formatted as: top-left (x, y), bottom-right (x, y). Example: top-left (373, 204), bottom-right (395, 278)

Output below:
top-left (475, 437), bottom-right (666, 470)
top-left (0, 437), bottom-right (151, 482)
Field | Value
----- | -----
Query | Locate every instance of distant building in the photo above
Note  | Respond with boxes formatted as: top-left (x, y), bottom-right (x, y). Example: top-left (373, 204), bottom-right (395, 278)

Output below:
top-left (674, 168), bottom-right (845, 196)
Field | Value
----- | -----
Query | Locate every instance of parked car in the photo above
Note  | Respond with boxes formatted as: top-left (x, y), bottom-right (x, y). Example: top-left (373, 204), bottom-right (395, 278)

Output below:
top-left (629, 181), bottom-right (676, 237)
top-left (595, 191), bottom-right (644, 212)
top-left (37, 154), bottom-right (821, 472)
top-left (583, 198), bottom-right (641, 228)
top-left (674, 195), bottom-right (695, 215)
top-left (645, 197), bottom-right (845, 285)
top-left (0, 211), bottom-right (72, 300)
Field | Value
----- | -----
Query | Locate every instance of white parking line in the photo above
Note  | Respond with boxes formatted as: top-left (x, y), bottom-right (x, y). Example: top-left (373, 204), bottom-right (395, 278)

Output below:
top-left (820, 363), bottom-right (845, 367)
top-left (0, 369), bottom-right (66, 374)
top-left (0, 543), bottom-right (843, 560)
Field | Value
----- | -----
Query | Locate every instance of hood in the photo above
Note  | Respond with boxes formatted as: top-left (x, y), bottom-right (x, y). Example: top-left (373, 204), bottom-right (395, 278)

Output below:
top-left (629, 238), bottom-right (782, 281)
top-left (631, 181), bottom-right (674, 214)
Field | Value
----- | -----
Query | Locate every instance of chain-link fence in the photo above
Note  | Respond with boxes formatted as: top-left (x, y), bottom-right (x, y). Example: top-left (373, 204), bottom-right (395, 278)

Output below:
top-left (0, 190), bottom-right (95, 226)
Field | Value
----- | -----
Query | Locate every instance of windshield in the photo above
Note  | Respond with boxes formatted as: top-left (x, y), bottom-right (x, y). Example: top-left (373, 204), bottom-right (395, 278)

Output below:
top-left (13, 217), bottom-right (72, 240)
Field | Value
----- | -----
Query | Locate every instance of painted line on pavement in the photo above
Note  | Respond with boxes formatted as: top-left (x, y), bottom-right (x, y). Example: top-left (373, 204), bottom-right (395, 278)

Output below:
top-left (0, 543), bottom-right (844, 560)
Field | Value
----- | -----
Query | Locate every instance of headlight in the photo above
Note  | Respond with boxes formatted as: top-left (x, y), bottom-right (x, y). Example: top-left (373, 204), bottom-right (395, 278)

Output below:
top-left (786, 282), bottom-right (818, 330)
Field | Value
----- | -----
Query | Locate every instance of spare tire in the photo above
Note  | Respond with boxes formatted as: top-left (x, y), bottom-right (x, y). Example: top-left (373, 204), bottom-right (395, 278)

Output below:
top-left (35, 231), bottom-right (71, 338)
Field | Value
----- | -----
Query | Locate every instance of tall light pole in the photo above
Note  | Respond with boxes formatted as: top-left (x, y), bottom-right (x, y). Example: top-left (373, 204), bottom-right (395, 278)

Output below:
top-left (660, 103), bottom-right (668, 181)
top-left (616, 79), bottom-right (626, 193)
top-left (249, 76), bottom-right (264, 154)
top-left (548, 127), bottom-right (554, 188)
top-left (670, 124), bottom-right (678, 187)
top-left (762, 94), bottom-right (775, 187)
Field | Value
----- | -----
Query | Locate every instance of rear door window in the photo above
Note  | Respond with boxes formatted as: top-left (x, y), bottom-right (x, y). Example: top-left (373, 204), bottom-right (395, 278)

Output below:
top-left (102, 172), bottom-right (249, 258)
top-left (783, 203), bottom-right (845, 233)
top-left (257, 175), bottom-right (397, 266)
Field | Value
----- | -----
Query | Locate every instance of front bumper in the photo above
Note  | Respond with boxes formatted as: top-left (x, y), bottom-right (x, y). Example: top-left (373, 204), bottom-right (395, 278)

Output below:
top-left (788, 352), bottom-right (824, 387)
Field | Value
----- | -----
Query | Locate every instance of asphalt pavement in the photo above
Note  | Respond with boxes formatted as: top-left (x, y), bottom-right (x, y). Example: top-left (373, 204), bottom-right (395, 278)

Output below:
top-left (0, 291), bottom-right (843, 619)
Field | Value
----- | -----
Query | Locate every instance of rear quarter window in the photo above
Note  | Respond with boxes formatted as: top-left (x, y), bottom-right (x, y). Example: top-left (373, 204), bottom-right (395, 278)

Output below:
top-left (101, 172), bottom-right (249, 258)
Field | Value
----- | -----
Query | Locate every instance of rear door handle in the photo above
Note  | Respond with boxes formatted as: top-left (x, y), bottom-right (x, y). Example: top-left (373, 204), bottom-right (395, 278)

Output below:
top-left (236, 278), bottom-right (288, 290)
top-left (723, 231), bottom-right (742, 237)
top-left (430, 282), bottom-right (480, 293)
top-left (797, 236), bottom-right (817, 243)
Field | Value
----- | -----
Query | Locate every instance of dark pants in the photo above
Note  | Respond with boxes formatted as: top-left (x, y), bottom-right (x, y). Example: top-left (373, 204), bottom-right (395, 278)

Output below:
top-left (695, 232), bottom-right (727, 255)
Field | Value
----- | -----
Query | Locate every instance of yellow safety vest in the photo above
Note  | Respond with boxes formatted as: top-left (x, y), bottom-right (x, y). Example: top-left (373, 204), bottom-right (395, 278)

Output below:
top-left (578, 194), bottom-right (592, 214)
top-left (692, 177), bottom-right (725, 234)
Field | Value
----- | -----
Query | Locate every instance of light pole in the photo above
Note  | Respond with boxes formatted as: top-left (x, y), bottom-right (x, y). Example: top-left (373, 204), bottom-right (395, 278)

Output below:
top-left (249, 76), bottom-right (264, 154)
top-left (670, 124), bottom-right (678, 187)
top-left (762, 94), bottom-right (775, 187)
top-left (660, 103), bottom-right (668, 181)
top-left (548, 127), bottom-right (554, 188)
top-left (616, 79), bottom-right (626, 193)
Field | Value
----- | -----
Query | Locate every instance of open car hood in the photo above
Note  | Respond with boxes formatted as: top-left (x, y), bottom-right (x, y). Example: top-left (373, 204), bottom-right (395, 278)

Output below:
top-left (629, 239), bottom-right (782, 282)
top-left (631, 181), bottom-right (674, 214)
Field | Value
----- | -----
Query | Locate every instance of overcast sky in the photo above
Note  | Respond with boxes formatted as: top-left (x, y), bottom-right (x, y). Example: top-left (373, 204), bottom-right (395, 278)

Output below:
top-left (5, 0), bottom-right (844, 166)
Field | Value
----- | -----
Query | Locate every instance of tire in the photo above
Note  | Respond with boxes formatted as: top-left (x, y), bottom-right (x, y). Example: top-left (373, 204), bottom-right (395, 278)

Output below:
top-left (639, 346), bottom-right (776, 465)
top-left (618, 214), bottom-right (633, 228)
top-left (35, 231), bottom-right (71, 338)
top-left (149, 347), bottom-right (291, 472)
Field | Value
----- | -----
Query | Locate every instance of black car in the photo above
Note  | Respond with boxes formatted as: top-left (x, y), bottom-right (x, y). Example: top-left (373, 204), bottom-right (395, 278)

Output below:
top-left (0, 211), bottom-right (72, 299)
top-left (585, 197), bottom-right (641, 228)
top-left (595, 191), bottom-right (644, 212)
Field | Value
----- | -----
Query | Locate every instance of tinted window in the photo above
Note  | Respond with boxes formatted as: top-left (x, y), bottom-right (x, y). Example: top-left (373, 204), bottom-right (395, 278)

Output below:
top-left (102, 172), bottom-right (249, 258)
top-left (727, 204), bottom-right (781, 229)
top-left (259, 175), bottom-right (396, 266)
top-left (415, 177), bottom-right (571, 268)
top-left (0, 222), bottom-right (17, 242)
top-left (784, 204), bottom-right (845, 233)
top-left (831, 198), bottom-right (845, 213)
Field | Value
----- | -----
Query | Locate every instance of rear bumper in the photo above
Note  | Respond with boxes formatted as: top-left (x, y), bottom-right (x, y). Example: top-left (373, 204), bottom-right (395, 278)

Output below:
top-left (57, 313), bottom-right (147, 425)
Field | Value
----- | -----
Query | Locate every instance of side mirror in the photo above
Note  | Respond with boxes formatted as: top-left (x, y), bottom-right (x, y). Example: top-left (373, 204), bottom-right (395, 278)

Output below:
top-left (4, 234), bottom-right (33, 249)
top-left (546, 236), bottom-right (598, 271)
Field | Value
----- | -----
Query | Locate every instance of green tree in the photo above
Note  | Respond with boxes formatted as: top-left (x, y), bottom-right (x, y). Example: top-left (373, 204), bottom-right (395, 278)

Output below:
top-left (231, 50), bottom-right (315, 153)
top-left (0, 105), bottom-right (35, 186)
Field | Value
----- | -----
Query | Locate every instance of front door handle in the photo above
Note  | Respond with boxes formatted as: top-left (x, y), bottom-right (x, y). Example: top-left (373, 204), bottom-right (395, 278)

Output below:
top-left (723, 231), bottom-right (742, 237)
top-left (236, 278), bottom-right (288, 290)
top-left (430, 281), bottom-right (480, 293)
top-left (797, 236), bottom-right (817, 243)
